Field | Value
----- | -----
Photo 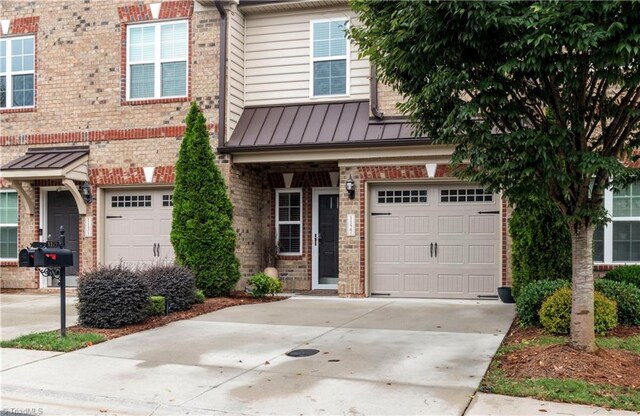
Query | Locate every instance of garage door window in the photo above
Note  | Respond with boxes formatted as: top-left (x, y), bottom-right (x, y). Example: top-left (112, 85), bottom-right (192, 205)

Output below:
top-left (441, 188), bottom-right (493, 203)
top-left (162, 194), bottom-right (173, 207)
top-left (111, 195), bottom-right (152, 208)
top-left (377, 189), bottom-right (427, 204)
top-left (276, 189), bottom-right (302, 255)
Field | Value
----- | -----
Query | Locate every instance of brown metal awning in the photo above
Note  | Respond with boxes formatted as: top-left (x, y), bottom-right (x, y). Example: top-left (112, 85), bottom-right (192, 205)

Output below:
top-left (0, 146), bottom-right (90, 215)
top-left (222, 100), bottom-right (428, 153)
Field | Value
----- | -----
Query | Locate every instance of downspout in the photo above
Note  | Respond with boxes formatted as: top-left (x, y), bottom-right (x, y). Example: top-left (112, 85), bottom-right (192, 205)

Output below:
top-left (370, 65), bottom-right (384, 120)
top-left (214, 0), bottom-right (227, 148)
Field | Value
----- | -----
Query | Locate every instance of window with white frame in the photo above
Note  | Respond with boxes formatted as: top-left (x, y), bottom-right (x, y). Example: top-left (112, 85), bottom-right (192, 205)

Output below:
top-left (0, 36), bottom-right (35, 109)
top-left (276, 189), bottom-right (302, 255)
top-left (311, 20), bottom-right (348, 97)
top-left (0, 191), bottom-right (18, 260)
top-left (594, 181), bottom-right (640, 263)
top-left (127, 20), bottom-right (188, 100)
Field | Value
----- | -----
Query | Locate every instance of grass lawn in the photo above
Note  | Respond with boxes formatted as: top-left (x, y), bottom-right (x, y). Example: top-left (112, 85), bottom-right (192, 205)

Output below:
top-left (0, 331), bottom-right (106, 352)
top-left (481, 333), bottom-right (640, 411)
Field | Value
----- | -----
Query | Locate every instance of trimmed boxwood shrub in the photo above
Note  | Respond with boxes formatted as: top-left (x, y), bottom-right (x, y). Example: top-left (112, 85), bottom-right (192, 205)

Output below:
top-left (149, 296), bottom-right (166, 316)
top-left (140, 265), bottom-right (196, 312)
top-left (539, 288), bottom-right (618, 335)
top-left (603, 265), bottom-right (640, 290)
top-left (248, 272), bottom-right (282, 298)
top-left (516, 279), bottom-right (571, 327)
top-left (195, 289), bottom-right (205, 304)
top-left (509, 196), bottom-right (572, 300)
top-left (78, 265), bottom-right (149, 328)
top-left (595, 279), bottom-right (640, 326)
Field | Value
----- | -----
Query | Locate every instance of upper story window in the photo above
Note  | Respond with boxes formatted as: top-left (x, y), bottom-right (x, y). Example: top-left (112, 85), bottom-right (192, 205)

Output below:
top-left (0, 191), bottom-right (18, 261)
top-left (0, 36), bottom-right (35, 109)
top-left (127, 20), bottom-right (188, 100)
top-left (594, 181), bottom-right (640, 263)
top-left (311, 20), bottom-right (348, 97)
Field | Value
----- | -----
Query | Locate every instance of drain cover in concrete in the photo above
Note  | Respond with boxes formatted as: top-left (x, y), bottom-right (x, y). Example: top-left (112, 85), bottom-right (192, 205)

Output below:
top-left (286, 349), bottom-right (320, 357)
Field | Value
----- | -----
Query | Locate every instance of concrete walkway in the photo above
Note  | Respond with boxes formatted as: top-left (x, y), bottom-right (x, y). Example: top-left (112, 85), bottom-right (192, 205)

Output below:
top-left (2, 297), bottom-right (514, 415)
top-left (1, 293), bottom-right (78, 341)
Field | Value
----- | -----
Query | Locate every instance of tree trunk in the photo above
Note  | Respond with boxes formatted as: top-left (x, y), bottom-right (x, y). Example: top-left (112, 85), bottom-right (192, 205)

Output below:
top-left (569, 222), bottom-right (597, 352)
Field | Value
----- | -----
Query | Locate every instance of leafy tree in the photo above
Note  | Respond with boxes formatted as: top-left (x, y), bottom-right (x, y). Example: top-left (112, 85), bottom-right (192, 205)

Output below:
top-left (350, 0), bottom-right (640, 351)
top-left (171, 102), bottom-right (240, 297)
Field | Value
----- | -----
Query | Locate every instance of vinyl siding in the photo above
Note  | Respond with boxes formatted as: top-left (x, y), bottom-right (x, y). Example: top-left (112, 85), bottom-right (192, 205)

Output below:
top-left (228, 4), bottom-right (245, 138)
top-left (244, 7), bottom-right (369, 106)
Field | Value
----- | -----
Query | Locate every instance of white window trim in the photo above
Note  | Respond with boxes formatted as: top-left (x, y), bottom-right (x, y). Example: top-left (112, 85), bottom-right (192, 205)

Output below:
top-left (125, 19), bottom-right (189, 101)
top-left (597, 186), bottom-right (640, 264)
top-left (309, 18), bottom-right (350, 99)
top-left (275, 188), bottom-right (303, 256)
top-left (0, 35), bottom-right (36, 109)
top-left (0, 190), bottom-right (18, 261)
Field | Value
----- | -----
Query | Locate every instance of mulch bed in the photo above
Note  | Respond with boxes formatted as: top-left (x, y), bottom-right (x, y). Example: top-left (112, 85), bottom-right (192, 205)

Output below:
top-left (497, 322), bottom-right (640, 389)
top-left (70, 293), bottom-right (285, 340)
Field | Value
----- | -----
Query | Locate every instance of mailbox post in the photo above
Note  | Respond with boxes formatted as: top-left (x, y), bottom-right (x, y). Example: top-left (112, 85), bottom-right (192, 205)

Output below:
top-left (18, 226), bottom-right (73, 337)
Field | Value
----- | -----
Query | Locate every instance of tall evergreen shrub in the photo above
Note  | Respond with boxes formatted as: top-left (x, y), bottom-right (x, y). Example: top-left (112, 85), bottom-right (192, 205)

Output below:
top-left (171, 102), bottom-right (240, 297)
top-left (509, 196), bottom-right (572, 300)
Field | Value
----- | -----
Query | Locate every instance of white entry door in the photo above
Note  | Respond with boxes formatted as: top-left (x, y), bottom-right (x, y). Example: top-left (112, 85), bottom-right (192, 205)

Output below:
top-left (369, 183), bottom-right (500, 299)
top-left (104, 189), bottom-right (174, 267)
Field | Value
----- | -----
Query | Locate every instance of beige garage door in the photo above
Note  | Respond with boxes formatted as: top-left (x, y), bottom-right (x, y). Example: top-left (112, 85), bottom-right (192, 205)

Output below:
top-left (105, 189), bottom-right (174, 267)
top-left (369, 183), bottom-right (500, 299)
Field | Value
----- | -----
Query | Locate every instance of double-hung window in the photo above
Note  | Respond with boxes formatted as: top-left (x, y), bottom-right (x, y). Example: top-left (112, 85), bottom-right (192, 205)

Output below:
top-left (127, 20), bottom-right (188, 100)
top-left (594, 181), bottom-right (640, 263)
top-left (0, 36), bottom-right (35, 109)
top-left (311, 20), bottom-right (348, 97)
top-left (0, 191), bottom-right (18, 261)
top-left (276, 189), bottom-right (302, 255)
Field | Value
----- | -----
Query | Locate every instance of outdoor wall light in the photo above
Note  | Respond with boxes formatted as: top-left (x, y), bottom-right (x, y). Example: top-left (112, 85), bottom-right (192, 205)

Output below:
top-left (345, 175), bottom-right (356, 200)
top-left (80, 181), bottom-right (93, 204)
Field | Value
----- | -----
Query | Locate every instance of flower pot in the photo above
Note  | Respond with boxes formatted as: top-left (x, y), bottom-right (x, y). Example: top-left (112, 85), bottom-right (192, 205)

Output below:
top-left (263, 267), bottom-right (279, 279)
top-left (497, 286), bottom-right (515, 303)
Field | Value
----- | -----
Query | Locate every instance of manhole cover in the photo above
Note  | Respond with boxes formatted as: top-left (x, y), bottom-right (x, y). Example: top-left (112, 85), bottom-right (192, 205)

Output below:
top-left (286, 349), bottom-right (320, 357)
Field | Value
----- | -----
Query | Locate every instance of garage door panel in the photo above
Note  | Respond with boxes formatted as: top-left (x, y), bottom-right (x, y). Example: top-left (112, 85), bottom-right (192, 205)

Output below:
top-left (437, 244), bottom-right (464, 264)
top-left (370, 183), bottom-right (500, 299)
top-left (469, 215), bottom-right (495, 234)
top-left (469, 274), bottom-right (496, 294)
top-left (404, 245), bottom-right (430, 263)
top-left (468, 245), bottom-right (495, 264)
top-left (438, 216), bottom-right (464, 234)
top-left (404, 216), bottom-right (430, 234)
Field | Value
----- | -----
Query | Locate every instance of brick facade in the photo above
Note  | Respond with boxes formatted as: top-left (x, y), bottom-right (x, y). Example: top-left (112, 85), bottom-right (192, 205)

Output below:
top-left (0, 0), bottom-right (221, 288)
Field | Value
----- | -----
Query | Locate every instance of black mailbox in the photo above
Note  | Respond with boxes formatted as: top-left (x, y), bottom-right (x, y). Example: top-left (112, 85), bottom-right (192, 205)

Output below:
top-left (18, 248), bottom-right (36, 267)
top-left (33, 247), bottom-right (74, 268)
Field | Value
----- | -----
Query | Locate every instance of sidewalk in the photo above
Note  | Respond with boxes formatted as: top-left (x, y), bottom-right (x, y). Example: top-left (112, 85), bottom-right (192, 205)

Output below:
top-left (0, 293), bottom-right (78, 341)
top-left (466, 393), bottom-right (639, 415)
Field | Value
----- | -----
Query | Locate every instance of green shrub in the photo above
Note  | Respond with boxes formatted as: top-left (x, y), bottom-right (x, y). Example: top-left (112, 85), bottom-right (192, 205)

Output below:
top-left (603, 265), bottom-right (640, 290)
top-left (149, 296), bottom-right (166, 316)
top-left (509, 196), bottom-right (572, 300)
top-left (248, 273), bottom-right (282, 298)
top-left (171, 102), bottom-right (240, 297)
top-left (539, 288), bottom-right (618, 335)
top-left (195, 289), bottom-right (205, 304)
top-left (516, 279), bottom-right (571, 327)
top-left (140, 265), bottom-right (196, 312)
top-left (595, 279), bottom-right (640, 326)
top-left (77, 265), bottom-right (149, 328)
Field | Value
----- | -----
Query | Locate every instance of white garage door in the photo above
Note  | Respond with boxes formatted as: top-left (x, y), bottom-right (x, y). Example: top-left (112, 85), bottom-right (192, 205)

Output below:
top-left (370, 183), bottom-right (500, 299)
top-left (105, 189), bottom-right (174, 267)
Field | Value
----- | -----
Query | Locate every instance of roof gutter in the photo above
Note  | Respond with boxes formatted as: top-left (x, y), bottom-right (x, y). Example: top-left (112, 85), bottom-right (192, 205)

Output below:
top-left (214, 0), bottom-right (227, 148)
top-left (370, 65), bottom-right (384, 120)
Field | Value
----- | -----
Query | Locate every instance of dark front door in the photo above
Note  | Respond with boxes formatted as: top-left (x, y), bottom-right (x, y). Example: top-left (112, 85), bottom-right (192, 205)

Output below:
top-left (47, 191), bottom-right (79, 285)
top-left (318, 194), bottom-right (339, 285)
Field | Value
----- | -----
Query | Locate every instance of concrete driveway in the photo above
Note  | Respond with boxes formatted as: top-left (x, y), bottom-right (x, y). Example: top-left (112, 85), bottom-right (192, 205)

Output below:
top-left (1, 293), bottom-right (78, 341)
top-left (1, 297), bottom-right (515, 415)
